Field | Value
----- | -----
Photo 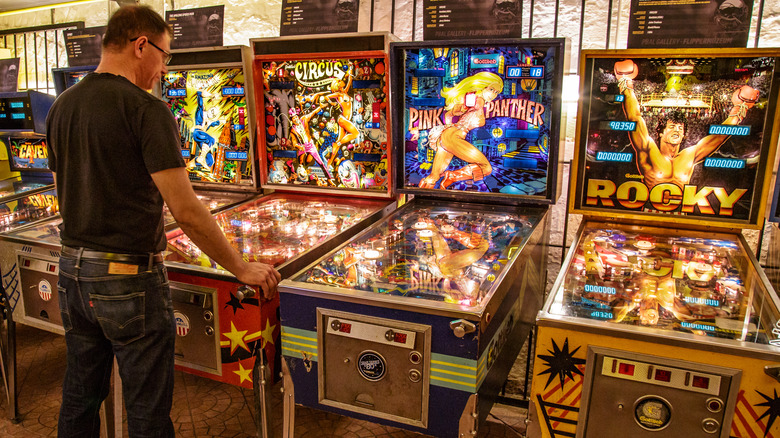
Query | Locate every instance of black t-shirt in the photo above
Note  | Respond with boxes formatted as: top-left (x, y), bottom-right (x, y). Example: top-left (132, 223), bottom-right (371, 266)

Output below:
top-left (46, 73), bottom-right (185, 253)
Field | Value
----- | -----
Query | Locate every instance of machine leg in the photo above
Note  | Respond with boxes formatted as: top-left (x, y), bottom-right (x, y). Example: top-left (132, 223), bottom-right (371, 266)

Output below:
top-left (281, 359), bottom-right (295, 438)
top-left (458, 393), bottom-right (478, 437)
top-left (253, 349), bottom-right (272, 438)
top-left (0, 281), bottom-right (18, 422)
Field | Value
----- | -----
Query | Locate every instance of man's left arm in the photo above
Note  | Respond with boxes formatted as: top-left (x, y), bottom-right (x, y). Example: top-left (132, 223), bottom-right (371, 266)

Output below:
top-left (151, 167), bottom-right (280, 297)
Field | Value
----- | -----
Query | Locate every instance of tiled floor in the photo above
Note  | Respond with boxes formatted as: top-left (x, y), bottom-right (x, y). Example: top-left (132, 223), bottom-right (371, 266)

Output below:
top-left (0, 324), bottom-right (529, 437)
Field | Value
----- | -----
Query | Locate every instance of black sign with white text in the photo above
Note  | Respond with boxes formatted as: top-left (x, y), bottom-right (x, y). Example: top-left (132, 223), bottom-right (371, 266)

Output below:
top-left (279, 0), bottom-right (359, 36)
top-left (166, 5), bottom-right (224, 49)
top-left (423, 0), bottom-right (522, 40)
top-left (627, 0), bottom-right (753, 48)
top-left (64, 26), bottom-right (105, 67)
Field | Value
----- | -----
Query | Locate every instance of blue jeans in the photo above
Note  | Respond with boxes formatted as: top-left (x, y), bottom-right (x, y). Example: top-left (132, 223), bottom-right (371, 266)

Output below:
top-left (57, 253), bottom-right (175, 438)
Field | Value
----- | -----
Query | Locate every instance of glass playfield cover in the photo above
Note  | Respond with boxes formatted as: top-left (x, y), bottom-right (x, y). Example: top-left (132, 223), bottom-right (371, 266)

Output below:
top-left (291, 202), bottom-right (545, 311)
top-left (164, 194), bottom-right (389, 271)
top-left (544, 223), bottom-right (780, 346)
top-left (0, 188), bottom-right (58, 233)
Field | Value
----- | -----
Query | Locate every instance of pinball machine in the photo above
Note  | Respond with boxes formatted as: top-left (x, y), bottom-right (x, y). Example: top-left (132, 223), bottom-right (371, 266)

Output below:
top-left (161, 45), bottom-right (259, 205)
top-left (51, 65), bottom-right (95, 95)
top-left (154, 33), bottom-right (399, 435)
top-left (277, 38), bottom-right (568, 437)
top-left (0, 88), bottom-right (57, 421)
top-left (528, 48), bottom-right (780, 438)
top-left (0, 90), bottom-right (58, 233)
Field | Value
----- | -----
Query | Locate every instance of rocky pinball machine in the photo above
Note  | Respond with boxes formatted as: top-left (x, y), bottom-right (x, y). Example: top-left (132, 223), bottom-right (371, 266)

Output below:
top-left (154, 34), bottom-right (399, 436)
top-left (276, 38), bottom-right (568, 437)
top-left (528, 48), bottom-right (780, 438)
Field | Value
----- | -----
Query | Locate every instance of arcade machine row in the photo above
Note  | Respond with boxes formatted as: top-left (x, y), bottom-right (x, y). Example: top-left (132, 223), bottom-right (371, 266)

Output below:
top-left (278, 38), bottom-right (568, 437)
top-left (527, 49), bottom-right (780, 438)
top-left (0, 50), bottom-right (263, 336)
top-left (159, 33), bottom-right (397, 416)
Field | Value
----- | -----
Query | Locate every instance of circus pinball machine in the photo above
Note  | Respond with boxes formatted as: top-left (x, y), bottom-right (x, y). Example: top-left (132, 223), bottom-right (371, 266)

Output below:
top-left (276, 38), bottom-right (568, 437)
top-left (528, 49), bottom-right (780, 438)
top-left (157, 34), bottom-right (399, 432)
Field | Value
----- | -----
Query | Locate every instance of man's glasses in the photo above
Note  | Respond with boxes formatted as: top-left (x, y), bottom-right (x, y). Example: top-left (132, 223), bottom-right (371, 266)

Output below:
top-left (130, 36), bottom-right (172, 65)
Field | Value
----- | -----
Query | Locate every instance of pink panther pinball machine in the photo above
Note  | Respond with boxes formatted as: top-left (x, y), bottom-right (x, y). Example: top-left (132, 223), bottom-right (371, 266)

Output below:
top-left (276, 38), bottom-right (568, 437)
top-left (528, 48), bottom-right (780, 438)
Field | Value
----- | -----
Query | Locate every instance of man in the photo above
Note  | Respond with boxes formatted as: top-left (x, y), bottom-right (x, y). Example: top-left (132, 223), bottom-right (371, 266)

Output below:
top-left (45, 6), bottom-right (280, 437)
top-left (614, 59), bottom-right (758, 189)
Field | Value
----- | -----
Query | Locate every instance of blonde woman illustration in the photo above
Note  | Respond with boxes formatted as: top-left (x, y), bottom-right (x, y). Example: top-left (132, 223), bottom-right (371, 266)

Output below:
top-left (325, 65), bottom-right (360, 166)
top-left (419, 72), bottom-right (503, 189)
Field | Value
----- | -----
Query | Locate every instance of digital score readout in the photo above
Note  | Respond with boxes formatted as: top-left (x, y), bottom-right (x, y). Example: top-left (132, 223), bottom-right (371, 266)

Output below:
top-left (0, 98), bottom-right (33, 130)
top-left (599, 120), bottom-right (637, 131)
top-left (604, 94), bottom-right (625, 103)
top-left (221, 86), bottom-right (244, 96)
top-left (166, 88), bottom-right (186, 98)
top-left (506, 65), bottom-right (544, 79)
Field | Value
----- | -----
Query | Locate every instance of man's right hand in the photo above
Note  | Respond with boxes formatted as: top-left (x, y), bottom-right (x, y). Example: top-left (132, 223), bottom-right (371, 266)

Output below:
top-left (235, 262), bottom-right (281, 299)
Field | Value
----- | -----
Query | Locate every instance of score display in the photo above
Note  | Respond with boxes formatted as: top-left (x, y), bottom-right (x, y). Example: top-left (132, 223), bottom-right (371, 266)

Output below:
top-left (599, 120), bottom-right (637, 131)
top-left (0, 97), bottom-right (33, 130)
top-left (506, 65), bottom-right (544, 79)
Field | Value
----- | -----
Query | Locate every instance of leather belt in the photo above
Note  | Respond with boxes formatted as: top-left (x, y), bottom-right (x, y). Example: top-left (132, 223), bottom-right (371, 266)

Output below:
top-left (61, 245), bottom-right (164, 266)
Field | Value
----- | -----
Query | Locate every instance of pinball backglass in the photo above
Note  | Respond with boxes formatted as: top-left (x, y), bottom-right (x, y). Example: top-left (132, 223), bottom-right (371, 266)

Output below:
top-left (161, 63), bottom-right (255, 187)
top-left (390, 39), bottom-right (567, 203)
top-left (256, 53), bottom-right (391, 194)
top-left (571, 49), bottom-right (780, 228)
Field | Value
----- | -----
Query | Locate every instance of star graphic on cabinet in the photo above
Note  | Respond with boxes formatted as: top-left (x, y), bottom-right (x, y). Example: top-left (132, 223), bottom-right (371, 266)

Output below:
top-left (243, 322), bottom-right (275, 349)
top-left (536, 337), bottom-right (586, 391)
top-left (233, 362), bottom-right (253, 384)
top-left (260, 320), bottom-right (277, 348)
top-left (756, 388), bottom-right (780, 437)
top-left (222, 321), bottom-right (249, 355)
top-left (224, 291), bottom-right (245, 314)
